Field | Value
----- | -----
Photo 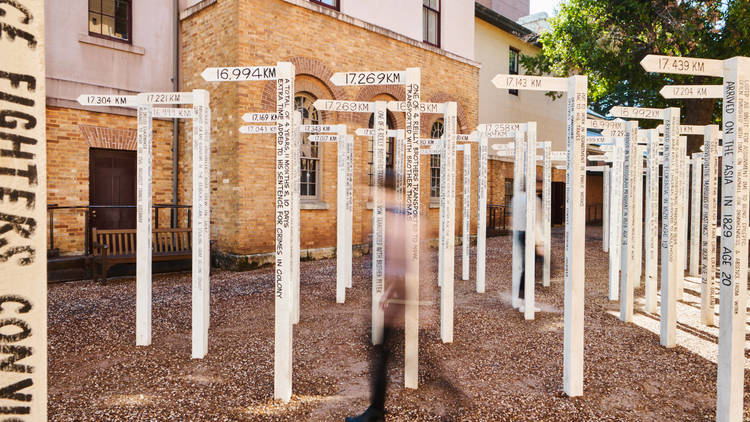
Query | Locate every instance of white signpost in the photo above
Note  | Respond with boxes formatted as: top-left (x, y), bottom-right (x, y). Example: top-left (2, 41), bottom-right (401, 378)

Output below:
top-left (603, 166), bottom-right (610, 252)
top-left (644, 130), bottom-right (660, 313)
top-left (79, 91), bottom-right (211, 358)
top-left (0, 1), bottom-right (47, 417)
top-left (203, 62), bottom-right (295, 402)
top-left (619, 121), bottom-right (638, 322)
top-left (541, 141), bottom-right (552, 287)
top-left (642, 54), bottom-right (748, 421)
top-left (493, 73), bottom-right (588, 396)
top-left (689, 153), bottom-right (703, 277)
top-left (332, 69), bottom-right (422, 388)
top-left (474, 131), bottom-right (489, 293)
top-left (701, 125), bottom-right (720, 326)
top-left (461, 142), bottom-right (472, 281)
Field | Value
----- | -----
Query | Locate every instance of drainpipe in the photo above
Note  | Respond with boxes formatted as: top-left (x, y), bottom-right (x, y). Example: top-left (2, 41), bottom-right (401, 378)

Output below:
top-left (172, 0), bottom-right (180, 227)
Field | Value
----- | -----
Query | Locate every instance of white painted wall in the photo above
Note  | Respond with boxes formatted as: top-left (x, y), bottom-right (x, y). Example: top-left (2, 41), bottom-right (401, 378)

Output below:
top-left (46, 0), bottom-right (176, 105)
top-left (342, 0), bottom-right (475, 60)
top-left (475, 18), bottom-right (567, 151)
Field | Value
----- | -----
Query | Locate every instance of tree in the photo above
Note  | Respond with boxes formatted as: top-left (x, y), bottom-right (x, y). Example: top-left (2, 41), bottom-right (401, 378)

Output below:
top-left (522, 0), bottom-right (750, 152)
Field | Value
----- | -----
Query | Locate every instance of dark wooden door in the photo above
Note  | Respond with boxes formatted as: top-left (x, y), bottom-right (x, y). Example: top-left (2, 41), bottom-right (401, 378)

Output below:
top-left (89, 148), bottom-right (137, 230)
top-left (551, 181), bottom-right (566, 226)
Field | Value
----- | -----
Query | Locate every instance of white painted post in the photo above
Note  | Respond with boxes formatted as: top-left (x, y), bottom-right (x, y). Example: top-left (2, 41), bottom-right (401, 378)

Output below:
top-left (136, 104), bottom-right (153, 346)
top-left (346, 134), bottom-right (354, 289)
top-left (689, 154), bottom-right (702, 276)
top-left (701, 125), bottom-right (719, 326)
top-left (476, 132), bottom-right (488, 293)
top-left (511, 131), bottom-right (525, 308)
top-left (660, 107), bottom-right (681, 348)
top-left (292, 112), bottom-right (301, 324)
top-left (620, 121), bottom-right (637, 322)
top-left (274, 62), bottom-right (294, 403)
top-left (371, 101), bottom-right (387, 344)
top-left (403, 68), bottom-right (421, 389)
top-left (603, 166), bottom-right (610, 252)
top-left (644, 130), bottom-right (659, 313)
top-left (462, 146), bottom-right (471, 281)
top-left (677, 137), bottom-right (688, 299)
top-left (608, 142), bottom-right (623, 301)
top-left (633, 146), bottom-right (644, 288)
top-left (0, 1), bottom-right (48, 417)
top-left (542, 141), bottom-right (552, 287)
top-left (191, 90), bottom-right (211, 358)
top-left (440, 102), bottom-right (457, 343)
top-left (395, 130), bottom-right (405, 205)
top-left (336, 123), bottom-right (348, 304)
top-left (524, 122), bottom-right (537, 320)
top-left (716, 57), bottom-right (749, 422)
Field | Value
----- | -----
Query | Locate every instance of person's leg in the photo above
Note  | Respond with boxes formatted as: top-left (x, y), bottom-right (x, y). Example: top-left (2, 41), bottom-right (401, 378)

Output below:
top-left (371, 326), bottom-right (391, 411)
top-left (518, 231), bottom-right (525, 300)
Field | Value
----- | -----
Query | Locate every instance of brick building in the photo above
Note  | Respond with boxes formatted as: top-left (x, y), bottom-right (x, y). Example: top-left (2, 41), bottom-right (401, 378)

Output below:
top-left (43, 0), bottom-right (601, 276)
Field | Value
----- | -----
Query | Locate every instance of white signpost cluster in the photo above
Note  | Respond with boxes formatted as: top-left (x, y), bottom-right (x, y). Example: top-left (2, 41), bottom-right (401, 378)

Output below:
top-left (77, 90), bottom-right (212, 359)
top-left (641, 54), bottom-right (748, 421)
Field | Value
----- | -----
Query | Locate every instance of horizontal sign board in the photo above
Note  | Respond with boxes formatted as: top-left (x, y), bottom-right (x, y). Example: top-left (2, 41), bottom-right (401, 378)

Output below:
top-left (601, 129), bottom-right (627, 138)
top-left (354, 128), bottom-right (402, 137)
top-left (491, 74), bottom-right (569, 92)
top-left (659, 85), bottom-right (723, 99)
top-left (387, 101), bottom-right (442, 114)
top-left (313, 99), bottom-right (375, 113)
top-left (550, 151), bottom-right (567, 161)
top-left (655, 124), bottom-right (707, 136)
top-left (138, 92), bottom-right (194, 105)
top-left (588, 155), bottom-right (611, 161)
top-left (152, 107), bottom-right (195, 119)
top-left (239, 125), bottom-right (276, 134)
top-left (299, 124), bottom-right (345, 133)
top-left (456, 134), bottom-right (473, 142)
top-left (420, 138), bottom-right (441, 146)
top-left (420, 147), bottom-right (442, 155)
top-left (586, 119), bottom-right (625, 130)
top-left (308, 135), bottom-right (340, 143)
top-left (586, 166), bottom-right (606, 172)
top-left (201, 66), bottom-right (278, 82)
top-left (242, 112), bottom-right (277, 123)
top-left (640, 55), bottom-right (723, 77)
top-left (330, 71), bottom-right (405, 86)
top-left (610, 106), bottom-right (664, 120)
top-left (477, 123), bottom-right (525, 138)
top-left (77, 94), bottom-right (137, 107)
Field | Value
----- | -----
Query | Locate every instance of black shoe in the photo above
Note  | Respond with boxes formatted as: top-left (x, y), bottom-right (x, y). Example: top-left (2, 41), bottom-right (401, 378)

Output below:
top-left (345, 405), bottom-right (385, 422)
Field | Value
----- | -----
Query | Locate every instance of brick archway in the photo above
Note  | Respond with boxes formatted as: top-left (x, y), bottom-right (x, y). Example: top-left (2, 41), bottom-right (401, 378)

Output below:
top-left (425, 92), bottom-right (470, 135)
top-left (79, 125), bottom-right (137, 150)
top-left (260, 57), bottom-right (346, 122)
top-left (352, 88), bottom-right (406, 129)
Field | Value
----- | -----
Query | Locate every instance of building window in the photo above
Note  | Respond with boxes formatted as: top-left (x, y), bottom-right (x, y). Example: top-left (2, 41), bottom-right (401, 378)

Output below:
top-left (423, 0), bottom-right (440, 47)
top-left (296, 93), bottom-right (321, 200)
top-left (367, 113), bottom-right (395, 186)
top-left (504, 178), bottom-right (513, 208)
top-left (89, 0), bottom-right (131, 42)
top-left (509, 47), bottom-right (520, 96)
top-left (430, 119), bottom-right (444, 199)
top-left (310, 0), bottom-right (339, 10)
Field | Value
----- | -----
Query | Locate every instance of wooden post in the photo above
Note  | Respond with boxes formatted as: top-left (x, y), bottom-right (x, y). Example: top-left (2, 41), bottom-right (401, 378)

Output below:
top-left (511, 130), bottom-right (525, 307)
top-left (620, 121), bottom-right (638, 322)
top-left (136, 104), bottom-right (153, 346)
top-left (0, 0), bottom-right (48, 417)
top-left (476, 132), bottom-right (488, 293)
top-left (440, 102), bottom-right (457, 342)
top-left (608, 142), bottom-right (623, 301)
top-left (404, 68), bottom-right (421, 389)
top-left (716, 57), bottom-right (749, 422)
top-left (274, 62), bottom-right (294, 402)
top-left (462, 144), bottom-right (471, 281)
top-left (372, 101), bottom-right (387, 344)
top-left (542, 141), bottom-right (552, 287)
top-left (603, 166), bottom-right (610, 252)
top-left (700, 125), bottom-right (719, 326)
top-left (660, 107), bottom-right (681, 348)
top-left (633, 146), bottom-right (644, 288)
top-left (524, 122), bottom-right (537, 320)
top-left (292, 112), bottom-right (301, 324)
top-left (191, 90), bottom-right (211, 358)
top-left (689, 154), bottom-right (702, 277)
top-left (644, 130), bottom-right (659, 313)
top-left (336, 123), bottom-right (348, 304)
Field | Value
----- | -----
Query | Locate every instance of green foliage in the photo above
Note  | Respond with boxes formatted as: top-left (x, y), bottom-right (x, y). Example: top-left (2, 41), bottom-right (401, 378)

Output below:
top-left (522, 0), bottom-right (750, 119)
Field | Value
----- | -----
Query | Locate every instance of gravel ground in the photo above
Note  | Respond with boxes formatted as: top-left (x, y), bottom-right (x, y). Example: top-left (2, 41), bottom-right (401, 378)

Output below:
top-left (48, 227), bottom-right (750, 421)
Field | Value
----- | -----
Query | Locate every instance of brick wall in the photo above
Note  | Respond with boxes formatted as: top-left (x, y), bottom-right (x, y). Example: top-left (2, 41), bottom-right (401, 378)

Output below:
top-left (46, 106), bottom-right (174, 255)
top-left (181, 0), bottom-right (480, 257)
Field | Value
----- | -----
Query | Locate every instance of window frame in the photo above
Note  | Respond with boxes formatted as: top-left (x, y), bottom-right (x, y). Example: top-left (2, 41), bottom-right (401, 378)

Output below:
top-left (423, 0), bottom-right (441, 48)
top-left (429, 118), bottom-right (444, 200)
top-left (88, 0), bottom-right (133, 44)
top-left (296, 93), bottom-right (323, 201)
top-left (309, 0), bottom-right (340, 11)
top-left (509, 47), bottom-right (520, 96)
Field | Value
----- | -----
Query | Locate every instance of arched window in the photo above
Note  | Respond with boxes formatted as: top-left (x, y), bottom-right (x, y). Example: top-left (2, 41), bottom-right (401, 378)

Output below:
top-left (296, 93), bottom-right (321, 200)
top-left (367, 112), bottom-right (396, 186)
top-left (430, 119), bottom-right (444, 199)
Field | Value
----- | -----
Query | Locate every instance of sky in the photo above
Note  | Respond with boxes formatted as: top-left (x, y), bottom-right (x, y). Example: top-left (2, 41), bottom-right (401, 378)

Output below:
top-left (529, 0), bottom-right (563, 16)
